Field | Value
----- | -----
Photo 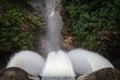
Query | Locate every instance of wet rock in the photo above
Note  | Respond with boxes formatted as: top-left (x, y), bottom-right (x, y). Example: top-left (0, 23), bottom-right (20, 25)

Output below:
top-left (62, 36), bottom-right (75, 50)
top-left (77, 68), bottom-right (120, 80)
top-left (0, 67), bottom-right (40, 80)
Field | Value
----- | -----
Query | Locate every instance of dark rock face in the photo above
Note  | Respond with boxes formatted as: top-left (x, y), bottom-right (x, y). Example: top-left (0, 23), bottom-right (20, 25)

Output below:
top-left (0, 67), bottom-right (120, 80)
top-left (77, 68), bottom-right (120, 80)
top-left (0, 52), bottom-right (14, 71)
top-left (0, 67), bottom-right (40, 80)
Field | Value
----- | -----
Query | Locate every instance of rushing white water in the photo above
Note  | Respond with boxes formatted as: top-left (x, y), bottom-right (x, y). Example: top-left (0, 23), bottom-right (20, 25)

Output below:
top-left (44, 0), bottom-right (63, 53)
top-left (68, 48), bottom-right (114, 75)
top-left (6, 50), bottom-right (45, 76)
top-left (42, 50), bottom-right (75, 80)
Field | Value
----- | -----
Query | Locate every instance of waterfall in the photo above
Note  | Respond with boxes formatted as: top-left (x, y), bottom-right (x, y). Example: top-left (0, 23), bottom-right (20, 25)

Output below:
top-left (30, 0), bottom-right (75, 79)
top-left (40, 0), bottom-right (75, 79)
top-left (42, 51), bottom-right (75, 80)
top-left (29, 0), bottom-right (114, 79)
top-left (44, 0), bottom-right (63, 53)
top-left (31, 0), bottom-right (63, 53)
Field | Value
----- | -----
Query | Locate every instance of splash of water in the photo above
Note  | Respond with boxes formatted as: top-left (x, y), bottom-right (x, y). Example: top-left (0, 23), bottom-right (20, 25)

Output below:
top-left (42, 50), bottom-right (75, 80)
top-left (6, 50), bottom-right (45, 76)
top-left (68, 48), bottom-right (114, 75)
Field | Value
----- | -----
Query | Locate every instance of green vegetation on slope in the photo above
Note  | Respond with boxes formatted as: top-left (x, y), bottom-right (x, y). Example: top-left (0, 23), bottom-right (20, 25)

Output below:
top-left (0, 0), bottom-right (44, 52)
top-left (62, 0), bottom-right (120, 57)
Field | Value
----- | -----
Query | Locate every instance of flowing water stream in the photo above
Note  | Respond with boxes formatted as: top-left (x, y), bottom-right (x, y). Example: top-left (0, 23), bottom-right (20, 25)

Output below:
top-left (41, 0), bottom-right (75, 80)
top-left (44, 0), bottom-right (63, 53)
top-left (31, 0), bottom-right (75, 80)
top-left (42, 51), bottom-right (75, 80)
top-left (31, 0), bottom-right (63, 53)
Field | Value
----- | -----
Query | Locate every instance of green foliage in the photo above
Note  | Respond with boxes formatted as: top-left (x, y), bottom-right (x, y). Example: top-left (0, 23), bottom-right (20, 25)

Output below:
top-left (0, 2), bottom-right (43, 51)
top-left (62, 0), bottom-right (120, 53)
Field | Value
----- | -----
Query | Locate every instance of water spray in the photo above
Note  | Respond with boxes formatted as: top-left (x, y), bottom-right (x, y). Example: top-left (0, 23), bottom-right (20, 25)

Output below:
top-left (42, 50), bottom-right (75, 80)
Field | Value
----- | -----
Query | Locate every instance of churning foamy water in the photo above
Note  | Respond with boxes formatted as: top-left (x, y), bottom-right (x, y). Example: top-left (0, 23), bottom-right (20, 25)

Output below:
top-left (42, 50), bottom-right (75, 80)
top-left (68, 48), bottom-right (114, 75)
top-left (7, 50), bottom-right (45, 76)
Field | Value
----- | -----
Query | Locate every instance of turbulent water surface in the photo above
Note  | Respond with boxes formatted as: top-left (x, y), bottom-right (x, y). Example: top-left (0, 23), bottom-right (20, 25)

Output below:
top-left (42, 51), bottom-right (75, 80)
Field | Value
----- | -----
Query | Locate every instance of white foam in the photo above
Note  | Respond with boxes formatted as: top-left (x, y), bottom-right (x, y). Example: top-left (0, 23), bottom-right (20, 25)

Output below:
top-left (42, 51), bottom-right (57, 76)
top-left (57, 51), bottom-right (75, 77)
top-left (68, 48), bottom-right (114, 75)
top-left (7, 50), bottom-right (45, 76)
top-left (42, 50), bottom-right (75, 77)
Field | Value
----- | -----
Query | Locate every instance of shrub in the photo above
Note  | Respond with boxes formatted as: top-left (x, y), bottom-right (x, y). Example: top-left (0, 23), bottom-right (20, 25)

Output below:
top-left (62, 0), bottom-right (120, 56)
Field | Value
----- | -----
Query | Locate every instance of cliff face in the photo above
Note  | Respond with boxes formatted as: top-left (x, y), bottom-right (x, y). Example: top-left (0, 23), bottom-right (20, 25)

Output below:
top-left (77, 68), bottom-right (120, 80)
